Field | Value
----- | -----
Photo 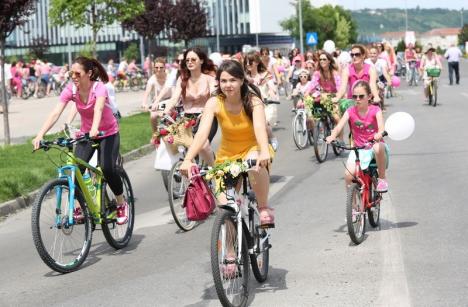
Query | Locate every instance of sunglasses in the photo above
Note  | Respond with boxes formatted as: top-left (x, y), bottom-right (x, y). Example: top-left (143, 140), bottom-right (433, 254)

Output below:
top-left (185, 58), bottom-right (198, 63)
top-left (352, 94), bottom-right (367, 100)
top-left (350, 52), bottom-right (362, 58)
top-left (68, 71), bottom-right (81, 78)
top-left (299, 75), bottom-right (308, 78)
top-left (154, 66), bottom-right (165, 70)
top-left (319, 58), bottom-right (328, 61)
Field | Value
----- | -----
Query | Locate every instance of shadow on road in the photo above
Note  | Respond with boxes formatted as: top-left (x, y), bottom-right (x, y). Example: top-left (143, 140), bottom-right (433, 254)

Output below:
top-left (334, 219), bottom-right (418, 234)
top-left (43, 233), bottom-right (145, 277)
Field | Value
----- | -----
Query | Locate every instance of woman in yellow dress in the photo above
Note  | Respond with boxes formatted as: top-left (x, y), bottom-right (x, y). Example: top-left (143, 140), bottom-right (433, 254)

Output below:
top-left (180, 60), bottom-right (275, 226)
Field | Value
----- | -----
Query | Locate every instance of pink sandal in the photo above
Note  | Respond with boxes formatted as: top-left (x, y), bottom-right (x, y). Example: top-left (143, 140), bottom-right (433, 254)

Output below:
top-left (259, 207), bottom-right (275, 228)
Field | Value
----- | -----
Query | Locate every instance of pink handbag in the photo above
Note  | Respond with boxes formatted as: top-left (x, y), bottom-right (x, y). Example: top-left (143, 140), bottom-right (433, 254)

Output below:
top-left (183, 166), bottom-right (215, 221)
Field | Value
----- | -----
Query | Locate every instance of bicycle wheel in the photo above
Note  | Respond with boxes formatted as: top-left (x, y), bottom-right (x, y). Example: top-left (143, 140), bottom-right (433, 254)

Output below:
top-left (329, 117), bottom-right (343, 156)
top-left (346, 183), bottom-right (366, 244)
top-left (161, 170), bottom-right (170, 192)
top-left (313, 119), bottom-right (329, 163)
top-left (432, 79), bottom-right (438, 107)
top-left (168, 161), bottom-right (197, 231)
top-left (367, 177), bottom-right (381, 228)
top-left (130, 77), bottom-right (140, 91)
top-left (31, 179), bottom-right (92, 273)
top-left (428, 83), bottom-right (433, 105)
top-left (211, 209), bottom-right (249, 307)
top-left (101, 168), bottom-right (135, 249)
top-left (249, 206), bottom-right (269, 283)
top-left (292, 112), bottom-right (308, 150)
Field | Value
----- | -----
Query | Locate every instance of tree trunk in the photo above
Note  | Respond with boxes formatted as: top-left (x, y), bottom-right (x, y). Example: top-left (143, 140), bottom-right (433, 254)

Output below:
top-left (0, 39), bottom-right (11, 145)
top-left (91, 2), bottom-right (97, 58)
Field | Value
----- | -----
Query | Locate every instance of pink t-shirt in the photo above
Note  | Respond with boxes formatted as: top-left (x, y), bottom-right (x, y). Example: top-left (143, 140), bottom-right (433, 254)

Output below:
top-left (40, 64), bottom-right (52, 75)
top-left (307, 71), bottom-right (341, 94)
top-left (347, 104), bottom-right (381, 147)
top-left (60, 81), bottom-right (118, 138)
top-left (347, 63), bottom-right (370, 98)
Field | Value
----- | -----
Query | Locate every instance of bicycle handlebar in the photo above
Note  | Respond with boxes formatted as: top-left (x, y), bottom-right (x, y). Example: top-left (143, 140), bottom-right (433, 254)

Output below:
top-left (35, 132), bottom-right (104, 151)
top-left (327, 131), bottom-right (388, 150)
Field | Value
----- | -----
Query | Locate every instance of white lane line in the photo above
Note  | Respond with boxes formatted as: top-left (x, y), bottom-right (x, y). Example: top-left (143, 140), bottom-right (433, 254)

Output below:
top-left (376, 193), bottom-right (412, 307)
top-left (134, 176), bottom-right (294, 230)
top-left (461, 92), bottom-right (468, 98)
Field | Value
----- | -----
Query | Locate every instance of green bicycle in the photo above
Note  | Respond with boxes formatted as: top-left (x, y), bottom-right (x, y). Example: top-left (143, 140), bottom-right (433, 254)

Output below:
top-left (31, 134), bottom-right (135, 273)
top-left (426, 67), bottom-right (440, 107)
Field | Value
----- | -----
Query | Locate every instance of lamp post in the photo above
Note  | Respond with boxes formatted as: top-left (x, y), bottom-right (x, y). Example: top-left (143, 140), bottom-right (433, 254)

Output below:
top-left (298, 0), bottom-right (304, 54)
top-left (216, 0), bottom-right (220, 52)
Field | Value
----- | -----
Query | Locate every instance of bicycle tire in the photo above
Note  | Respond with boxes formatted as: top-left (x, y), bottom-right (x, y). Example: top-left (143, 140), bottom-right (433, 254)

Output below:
top-left (367, 177), bottom-right (381, 228)
top-left (329, 116), bottom-right (343, 156)
top-left (428, 83), bottom-right (433, 105)
top-left (211, 209), bottom-right (249, 307)
top-left (433, 80), bottom-right (437, 107)
top-left (130, 77), bottom-right (140, 91)
top-left (31, 179), bottom-right (92, 273)
top-left (168, 161), bottom-right (197, 231)
top-left (161, 170), bottom-right (170, 192)
top-left (249, 205), bottom-right (269, 282)
top-left (346, 183), bottom-right (366, 245)
top-left (292, 112), bottom-right (308, 150)
top-left (313, 119), bottom-right (329, 163)
top-left (101, 168), bottom-right (135, 249)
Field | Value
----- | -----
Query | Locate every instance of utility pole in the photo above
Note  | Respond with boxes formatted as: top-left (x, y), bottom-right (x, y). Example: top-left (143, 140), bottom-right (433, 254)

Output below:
top-left (298, 0), bottom-right (304, 54)
top-left (216, 0), bottom-right (220, 52)
top-left (461, 8), bottom-right (464, 28)
top-left (405, 0), bottom-right (408, 31)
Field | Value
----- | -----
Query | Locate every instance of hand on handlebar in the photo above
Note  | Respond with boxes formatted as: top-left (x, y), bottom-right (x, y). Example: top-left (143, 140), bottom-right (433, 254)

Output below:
top-left (32, 136), bottom-right (43, 150)
top-left (325, 135), bottom-right (336, 144)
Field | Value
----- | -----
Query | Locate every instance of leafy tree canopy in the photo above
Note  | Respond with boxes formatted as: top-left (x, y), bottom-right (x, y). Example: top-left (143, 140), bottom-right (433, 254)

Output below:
top-left (122, 0), bottom-right (172, 39)
top-left (280, 1), bottom-right (357, 50)
top-left (459, 24), bottom-right (468, 45)
top-left (168, 0), bottom-right (209, 47)
top-left (123, 43), bottom-right (139, 61)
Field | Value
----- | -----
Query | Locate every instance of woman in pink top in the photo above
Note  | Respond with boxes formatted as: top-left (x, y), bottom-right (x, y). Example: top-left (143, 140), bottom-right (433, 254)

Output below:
top-left (334, 44), bottom-right (380, 106)
top-left (164, 47), bottom-right (218, 166)
top-left (326, 80), bottom-right (389, 193)
top-left (32, 56), bottom-right (129, 225)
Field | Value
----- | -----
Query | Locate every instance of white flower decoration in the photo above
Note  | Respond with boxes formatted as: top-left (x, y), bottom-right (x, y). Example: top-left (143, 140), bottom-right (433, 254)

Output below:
top-left (229, 163), bottom-right (241, 177)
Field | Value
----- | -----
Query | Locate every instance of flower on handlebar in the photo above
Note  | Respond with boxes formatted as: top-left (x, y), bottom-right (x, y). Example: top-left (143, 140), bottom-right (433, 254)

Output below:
top-left (205, 160), bottom-right (249, 194)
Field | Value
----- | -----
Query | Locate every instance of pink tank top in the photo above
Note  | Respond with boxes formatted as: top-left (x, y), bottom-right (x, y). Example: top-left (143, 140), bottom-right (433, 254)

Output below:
top-left (347, 63), bottom-right (371, 98)
top-left (347, 104), bottom-right (381, 147)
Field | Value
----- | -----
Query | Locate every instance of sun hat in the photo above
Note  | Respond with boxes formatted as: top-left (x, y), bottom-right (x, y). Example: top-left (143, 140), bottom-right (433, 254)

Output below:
top-left (423, 45), bottom-right (435, 54)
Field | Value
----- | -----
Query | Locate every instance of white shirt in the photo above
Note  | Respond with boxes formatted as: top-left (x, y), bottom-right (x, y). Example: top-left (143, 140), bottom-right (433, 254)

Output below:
top-left (444, 47), bottom-right (462, 62)
top-left (164, 68), bottom-right (178, 88)
top-left (365, 58), bottom-right (388, 77)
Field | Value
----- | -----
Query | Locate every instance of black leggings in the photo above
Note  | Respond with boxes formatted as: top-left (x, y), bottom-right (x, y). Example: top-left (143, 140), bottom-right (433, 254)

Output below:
top-left (75, 133), bottom-right (123, 196)
top-left (188, 113), bottom-right (218, 142)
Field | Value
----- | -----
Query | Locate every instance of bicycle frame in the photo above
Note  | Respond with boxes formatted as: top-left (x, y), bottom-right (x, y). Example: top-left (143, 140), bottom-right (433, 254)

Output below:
top-left (56, 148), bottom-right (106, 226)
top-left (351, 149), bottom-right (380, 210)
top-left (221, 173), bottom-right (269, 261)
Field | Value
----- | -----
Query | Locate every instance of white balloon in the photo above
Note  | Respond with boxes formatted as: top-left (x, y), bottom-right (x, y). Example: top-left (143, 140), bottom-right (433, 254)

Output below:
top-left (209, 52), bottom-right (223, 67)
top-left (323, 40), bottom-right (336, 54)
top-left (385, 112), bottom-right (415, 141)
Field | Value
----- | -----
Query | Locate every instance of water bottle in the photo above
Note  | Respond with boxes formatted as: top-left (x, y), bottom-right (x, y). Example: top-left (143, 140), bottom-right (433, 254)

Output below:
top-left (83, 172), bottom-right (96, 198)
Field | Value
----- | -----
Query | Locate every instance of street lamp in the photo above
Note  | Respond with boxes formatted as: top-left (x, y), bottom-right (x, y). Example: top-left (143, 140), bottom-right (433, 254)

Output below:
top-left (298, 0), bottom-right (304, 54)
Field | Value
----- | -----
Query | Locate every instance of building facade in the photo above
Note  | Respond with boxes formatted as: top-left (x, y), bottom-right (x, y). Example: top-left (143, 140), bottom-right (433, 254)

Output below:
top-left (6, 0), bottom-right (294, 63)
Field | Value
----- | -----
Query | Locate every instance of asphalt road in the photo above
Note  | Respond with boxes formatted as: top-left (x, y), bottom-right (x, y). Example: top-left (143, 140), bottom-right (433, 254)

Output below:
top-left (1, 59), bottom-right (468, 306)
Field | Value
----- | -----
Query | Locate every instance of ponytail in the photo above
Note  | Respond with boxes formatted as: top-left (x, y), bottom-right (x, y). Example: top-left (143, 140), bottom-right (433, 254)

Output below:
top-left (74, 56), bottom-right (109, 83)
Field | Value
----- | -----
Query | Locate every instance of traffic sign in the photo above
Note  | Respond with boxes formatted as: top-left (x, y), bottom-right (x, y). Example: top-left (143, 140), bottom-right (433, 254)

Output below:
top-left (306, 32), bottom-right (318, 46)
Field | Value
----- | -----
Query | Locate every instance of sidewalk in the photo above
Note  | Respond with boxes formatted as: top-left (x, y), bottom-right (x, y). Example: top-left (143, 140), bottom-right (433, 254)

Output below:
top-left (0, 90), bottom-right (145, 144)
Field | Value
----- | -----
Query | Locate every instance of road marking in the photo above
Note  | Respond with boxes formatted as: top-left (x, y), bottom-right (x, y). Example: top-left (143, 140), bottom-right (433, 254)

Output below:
top-left (461, 92), bottom-right (468, 98)
top-left (376, 193), bottom-right (412, 307)
top-left (134, 176), bottom-right (294, 230)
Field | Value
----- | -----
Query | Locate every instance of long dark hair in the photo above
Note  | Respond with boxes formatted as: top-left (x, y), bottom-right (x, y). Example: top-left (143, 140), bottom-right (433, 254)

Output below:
top-left (318, 51), bottom-right (338, 90)
top-left (244, 51), bottom-right (268, 75)
top-left (74, 56), bottom-right (109, 83)
top-left (180, 47), bottom-right (216, 99)
top-left (214, 60), bottom-right (262, 121)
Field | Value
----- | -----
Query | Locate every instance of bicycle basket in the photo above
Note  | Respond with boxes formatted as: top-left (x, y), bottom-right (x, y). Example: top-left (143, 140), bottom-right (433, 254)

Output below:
top-left (426, 68), bottom-right (441, 77)
top-left (172, 122), bottom-right (193, 148)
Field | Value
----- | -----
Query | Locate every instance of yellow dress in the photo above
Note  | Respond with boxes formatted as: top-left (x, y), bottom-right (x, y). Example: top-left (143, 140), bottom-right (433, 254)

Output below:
top-left (215, 96), bottom-right (273, 164)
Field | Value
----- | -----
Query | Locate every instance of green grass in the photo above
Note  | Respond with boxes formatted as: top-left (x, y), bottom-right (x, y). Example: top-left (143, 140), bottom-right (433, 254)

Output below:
top-left (0, 112), bottom-right (152, 203)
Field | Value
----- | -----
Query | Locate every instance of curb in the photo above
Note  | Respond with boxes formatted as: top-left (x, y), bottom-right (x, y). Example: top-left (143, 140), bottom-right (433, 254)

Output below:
top-left (0, 143), bottom-right (154, 219)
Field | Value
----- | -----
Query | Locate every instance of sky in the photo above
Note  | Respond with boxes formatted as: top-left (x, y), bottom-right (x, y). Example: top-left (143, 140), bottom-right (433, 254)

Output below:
top-left (313, 0), bottom-right (466, 10)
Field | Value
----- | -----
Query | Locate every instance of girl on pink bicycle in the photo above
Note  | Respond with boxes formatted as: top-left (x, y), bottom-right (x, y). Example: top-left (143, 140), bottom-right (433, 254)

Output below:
top-left (326, 80), bottom-right (389, 193)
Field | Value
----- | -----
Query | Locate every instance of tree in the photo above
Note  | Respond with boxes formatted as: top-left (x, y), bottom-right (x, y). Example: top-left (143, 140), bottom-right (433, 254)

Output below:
top-left (122, 0), bottom-right (172, 56)
top-left (280, 2), bottom-right (357, 50)
top-left (168, 0), bottom-right (208, 48)
top-left (459, 24), bottom-right (468, 46)
top-left (0, 0), bottom-right (36, 145)
top-left (29, 36), bottom-right (50, 59)
top-left (49, 0), bottom-right (144, 57)
top-left (123, 43), bottom-right (139, 61)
